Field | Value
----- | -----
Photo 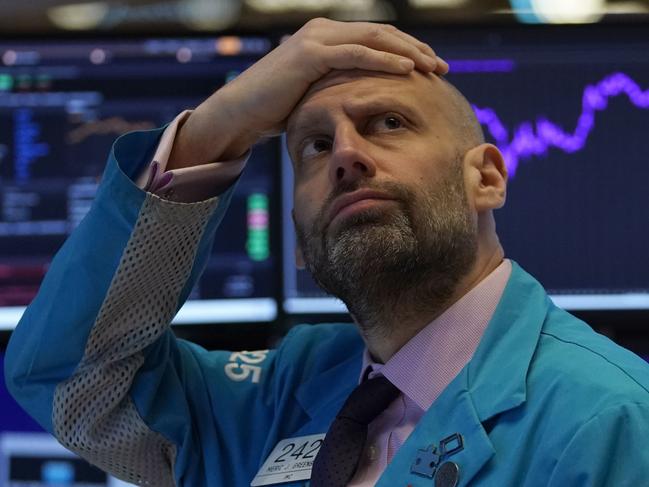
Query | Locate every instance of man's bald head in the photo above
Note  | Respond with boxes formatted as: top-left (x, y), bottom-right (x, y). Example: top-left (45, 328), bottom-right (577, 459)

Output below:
top-left (438, 76), bottom-right (485, 152)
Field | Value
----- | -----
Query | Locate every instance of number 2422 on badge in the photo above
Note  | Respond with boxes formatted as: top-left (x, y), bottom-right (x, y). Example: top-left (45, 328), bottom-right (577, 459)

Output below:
top-left (250, 434), bottom-right (325, 486)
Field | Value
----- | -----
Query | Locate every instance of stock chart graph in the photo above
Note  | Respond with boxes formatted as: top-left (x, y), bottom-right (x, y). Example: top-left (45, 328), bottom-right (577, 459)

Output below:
top-left (475, 71), bottom-right (649, 178)
top-left (458, 64), bottom-right (649, 298)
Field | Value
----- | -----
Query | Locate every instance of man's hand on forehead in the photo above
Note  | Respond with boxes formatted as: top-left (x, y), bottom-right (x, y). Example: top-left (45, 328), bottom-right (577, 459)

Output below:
top-left (292, 19), bottom-right (448, 80)
top-left (229, 18), bottom-right (449, 137)
top-left (169, 19), bottom-right (448, 168)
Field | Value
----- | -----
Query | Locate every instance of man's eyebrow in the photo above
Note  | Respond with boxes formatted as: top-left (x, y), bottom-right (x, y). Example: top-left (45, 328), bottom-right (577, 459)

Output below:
top-left (343, 97), bottom-right (422, 121)
top-left (287, 107), bottom-right (328, 143)
top-left (288, 96), bottom-right (423, 141)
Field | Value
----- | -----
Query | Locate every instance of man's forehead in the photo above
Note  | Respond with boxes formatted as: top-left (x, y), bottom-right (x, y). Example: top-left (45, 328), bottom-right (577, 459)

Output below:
top-left (288, 69), bottom-right (444, 133)
top-left (304, 69), bottom-right (407, 97)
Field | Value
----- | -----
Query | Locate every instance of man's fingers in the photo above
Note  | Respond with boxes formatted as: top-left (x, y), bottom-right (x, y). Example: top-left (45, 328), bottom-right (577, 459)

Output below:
top-left (310, 21), bottom-right (436, 73)
top-left (386, 28), bottom-right (449, 75)
top-left (322, 44), bottom-right (416, 74)
top-left (370, 29), bottom-right (437, 73)
top-left (434, 57), bottom-right (450, 75)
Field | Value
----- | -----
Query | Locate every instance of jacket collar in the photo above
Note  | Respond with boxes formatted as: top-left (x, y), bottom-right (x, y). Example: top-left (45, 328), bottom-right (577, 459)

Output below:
top-left (467, 260), bottom-right (549, 422)
top-left (381, 262), bottom-right (551, 485)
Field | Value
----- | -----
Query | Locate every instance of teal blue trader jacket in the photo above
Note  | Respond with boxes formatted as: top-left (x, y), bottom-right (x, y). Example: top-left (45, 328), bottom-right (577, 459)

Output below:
top-left (5, 127), bottom-right (649, 486)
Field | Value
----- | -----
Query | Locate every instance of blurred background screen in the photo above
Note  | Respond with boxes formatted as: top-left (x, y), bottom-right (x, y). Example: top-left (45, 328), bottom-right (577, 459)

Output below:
top-left (0, 35), bottom-right (279, 330)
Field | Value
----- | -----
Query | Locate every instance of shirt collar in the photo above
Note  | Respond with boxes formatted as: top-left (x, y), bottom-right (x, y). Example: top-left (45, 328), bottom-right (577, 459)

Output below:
top-left (360, 259), bottom-right (512, 411)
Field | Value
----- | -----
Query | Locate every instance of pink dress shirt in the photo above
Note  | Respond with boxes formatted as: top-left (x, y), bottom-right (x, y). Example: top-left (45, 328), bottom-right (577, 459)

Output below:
top-left (136, 113), bottom-right (513, 486)
top-left (135, 110), bottom-right (247, 201)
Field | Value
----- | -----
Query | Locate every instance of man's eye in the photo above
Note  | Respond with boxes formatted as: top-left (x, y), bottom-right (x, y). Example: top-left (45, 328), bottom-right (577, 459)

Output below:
top-left (372, 115), bottom-right (403, 132)
top-left (384, 116), bottom-right (402, 129)
top-left (301, 138), bottom-right (331, 159)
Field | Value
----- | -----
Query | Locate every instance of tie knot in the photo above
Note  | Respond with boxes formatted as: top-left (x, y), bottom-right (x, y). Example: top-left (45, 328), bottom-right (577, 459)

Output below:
top-left (336, 375), bottom-right (400, 425)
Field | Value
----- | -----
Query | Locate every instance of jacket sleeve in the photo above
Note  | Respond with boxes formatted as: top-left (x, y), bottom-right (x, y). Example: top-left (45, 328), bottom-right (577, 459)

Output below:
top-left (547, 401), bottom-right (649, 486)
top-left (3, 127), bottom-right (283, 487)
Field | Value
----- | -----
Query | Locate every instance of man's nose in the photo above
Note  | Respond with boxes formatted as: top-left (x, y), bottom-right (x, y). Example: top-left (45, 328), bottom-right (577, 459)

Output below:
top-left (328, 128), bottom-right (377, 185)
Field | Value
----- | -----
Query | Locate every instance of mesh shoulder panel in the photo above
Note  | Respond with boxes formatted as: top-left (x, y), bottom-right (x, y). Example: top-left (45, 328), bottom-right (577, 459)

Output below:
top-left (53, 193), bottom-right (218, 486)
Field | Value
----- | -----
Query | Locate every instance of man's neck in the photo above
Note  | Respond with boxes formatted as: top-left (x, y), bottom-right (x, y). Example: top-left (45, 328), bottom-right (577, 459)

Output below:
top-left (357, 248), bottom-right (505, 363)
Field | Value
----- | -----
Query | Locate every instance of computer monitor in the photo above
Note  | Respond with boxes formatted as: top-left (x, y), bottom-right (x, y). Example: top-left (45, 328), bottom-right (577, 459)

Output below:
top-left (281, 24), bottom-right (649, 315)
top-left (0, 35), bottom-right (279, 329)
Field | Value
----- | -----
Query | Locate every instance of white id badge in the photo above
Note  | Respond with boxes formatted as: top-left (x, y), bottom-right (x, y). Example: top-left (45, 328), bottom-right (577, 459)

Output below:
top-left (250, 433), bottom-right (325, 486)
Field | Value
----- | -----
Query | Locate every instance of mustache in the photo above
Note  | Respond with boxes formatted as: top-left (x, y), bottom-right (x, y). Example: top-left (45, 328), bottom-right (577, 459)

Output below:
top-left (314, 180), bottom-right (413, 234)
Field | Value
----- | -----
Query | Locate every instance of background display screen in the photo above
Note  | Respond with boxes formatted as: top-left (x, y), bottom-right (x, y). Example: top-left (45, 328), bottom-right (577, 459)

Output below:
top-left (0, 36), bottom-right (278, 328)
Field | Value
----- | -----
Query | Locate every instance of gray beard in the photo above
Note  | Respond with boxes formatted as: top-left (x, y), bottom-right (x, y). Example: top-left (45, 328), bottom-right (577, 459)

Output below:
top-left (295, 164), bottom-right (478, 338)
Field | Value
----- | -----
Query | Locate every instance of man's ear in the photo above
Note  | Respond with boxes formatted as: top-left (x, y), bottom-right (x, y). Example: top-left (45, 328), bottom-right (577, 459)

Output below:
top-left (464, 143), bottom-right (508, 211)
top-left (291, 208), bottom-right (306, 270)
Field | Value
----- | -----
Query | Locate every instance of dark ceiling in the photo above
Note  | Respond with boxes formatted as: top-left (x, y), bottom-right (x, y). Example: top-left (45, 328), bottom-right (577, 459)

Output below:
top-left (0, 0), bottom-right (648, 34)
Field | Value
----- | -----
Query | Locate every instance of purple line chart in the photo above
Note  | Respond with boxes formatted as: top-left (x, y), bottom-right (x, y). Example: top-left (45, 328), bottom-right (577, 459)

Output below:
top-left (450, 63), bottom-right (649, 293)
top-left (473, 72), bottom-right (649, 178)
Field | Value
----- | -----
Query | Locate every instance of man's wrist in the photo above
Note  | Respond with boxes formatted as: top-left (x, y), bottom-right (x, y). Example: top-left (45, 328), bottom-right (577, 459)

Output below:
top-left (167, 90), bottom-right (259, 170)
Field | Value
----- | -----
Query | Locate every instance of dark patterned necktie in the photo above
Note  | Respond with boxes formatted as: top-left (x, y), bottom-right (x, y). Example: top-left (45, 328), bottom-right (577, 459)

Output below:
top-left (310, 376), bottom-right (400, 487)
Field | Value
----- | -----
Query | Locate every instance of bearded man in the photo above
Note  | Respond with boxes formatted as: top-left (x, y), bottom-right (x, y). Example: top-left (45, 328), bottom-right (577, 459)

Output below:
top-left (6, 18), bottom-right (649, 487)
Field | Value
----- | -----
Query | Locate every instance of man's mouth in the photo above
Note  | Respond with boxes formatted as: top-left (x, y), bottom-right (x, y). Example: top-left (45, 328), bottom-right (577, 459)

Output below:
top-left (327, 189), bottom-right (397, 227)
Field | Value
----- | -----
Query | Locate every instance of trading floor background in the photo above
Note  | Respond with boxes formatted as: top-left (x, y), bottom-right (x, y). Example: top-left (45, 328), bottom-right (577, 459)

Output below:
top-left (1, 1), bottom-right (648, 485)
